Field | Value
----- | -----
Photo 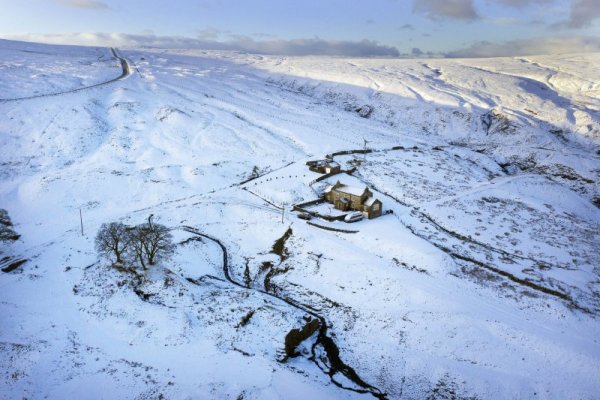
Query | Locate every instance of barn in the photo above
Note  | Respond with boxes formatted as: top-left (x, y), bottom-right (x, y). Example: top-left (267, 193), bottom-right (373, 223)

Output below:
top-left (306, 159), bottom-right (341, 174)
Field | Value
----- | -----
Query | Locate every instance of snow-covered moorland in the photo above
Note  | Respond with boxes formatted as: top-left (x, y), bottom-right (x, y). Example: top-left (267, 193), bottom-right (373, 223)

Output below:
top-left (1, 39), bottom-right (599, 399)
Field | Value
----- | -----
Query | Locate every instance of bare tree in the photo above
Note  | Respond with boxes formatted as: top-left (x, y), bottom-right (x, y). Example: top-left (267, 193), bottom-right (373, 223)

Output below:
top-left (95, 219), bottom-right (175, 269)
top-left (130, 226), bottom-right (147, 269)
top-left (130, 222), bottom-right (175, 269)
top-left (95, 222), bottom-right (130, 264)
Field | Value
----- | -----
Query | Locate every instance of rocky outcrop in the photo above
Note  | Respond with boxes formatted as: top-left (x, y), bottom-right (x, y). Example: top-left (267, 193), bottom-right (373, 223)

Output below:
top-left (481, 108), bottom-right (516, 135)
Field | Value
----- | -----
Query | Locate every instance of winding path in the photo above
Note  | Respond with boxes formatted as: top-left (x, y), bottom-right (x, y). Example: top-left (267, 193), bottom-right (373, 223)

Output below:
top-left (181, 226), bottom-right (387, 400)
top-left (0, 48), bottom-right (130, 103)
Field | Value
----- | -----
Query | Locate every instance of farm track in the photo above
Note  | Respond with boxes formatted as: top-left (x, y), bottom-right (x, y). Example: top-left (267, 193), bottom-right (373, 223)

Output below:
top-left (0, 48), bottom-right (130, 103)
top-left (181, 226), bottom-right (387, 399)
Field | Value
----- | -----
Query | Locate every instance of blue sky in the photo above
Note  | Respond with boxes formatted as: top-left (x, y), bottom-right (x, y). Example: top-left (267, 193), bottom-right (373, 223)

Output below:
top-left (1, 0), bottom-right (599, 57)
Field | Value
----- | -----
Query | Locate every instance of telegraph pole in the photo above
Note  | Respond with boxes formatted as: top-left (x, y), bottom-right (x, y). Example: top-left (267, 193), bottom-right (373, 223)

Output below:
top-left (79, 208), bottom-right (84, 236)
top-left (363, 138), bottom-right (368, 161)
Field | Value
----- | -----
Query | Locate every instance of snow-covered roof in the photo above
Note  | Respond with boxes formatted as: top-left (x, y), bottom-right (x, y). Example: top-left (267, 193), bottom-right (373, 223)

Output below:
top-left (327, 161), bottom-right (340, 168)
top-left (308, 159), bottom-right (335, 166)
top-left (364, 197), bottom-right (379, 207)
top-left (334, 184), bottom-right (367, 196)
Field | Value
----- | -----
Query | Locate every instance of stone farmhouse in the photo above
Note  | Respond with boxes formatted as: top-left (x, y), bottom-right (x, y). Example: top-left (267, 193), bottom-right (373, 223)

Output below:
top-left (324, 181), bottom-right (382, 219)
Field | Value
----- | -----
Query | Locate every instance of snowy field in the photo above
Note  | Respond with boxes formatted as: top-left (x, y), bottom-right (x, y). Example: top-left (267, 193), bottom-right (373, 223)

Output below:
top-left (0, 39), bottom-right (122, 99)
top-left (1, 39), bottom-right (599, 399)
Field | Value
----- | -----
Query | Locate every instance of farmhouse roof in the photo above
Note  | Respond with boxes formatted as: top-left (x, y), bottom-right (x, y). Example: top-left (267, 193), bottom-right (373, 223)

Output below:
top-left (335, 184), bottom-right (367, 197)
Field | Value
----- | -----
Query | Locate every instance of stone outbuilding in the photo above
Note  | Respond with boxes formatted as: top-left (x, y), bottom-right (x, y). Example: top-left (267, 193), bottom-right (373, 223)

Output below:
top-left (306, 159), bottom-right (341, 174)
top-left (324, 181), bottom-right (382, 219)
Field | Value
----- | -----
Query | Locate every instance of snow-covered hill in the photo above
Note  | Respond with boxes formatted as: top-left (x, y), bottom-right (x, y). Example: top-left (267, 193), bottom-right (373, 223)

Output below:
top-left (1, 40), bottom-right (599, 399)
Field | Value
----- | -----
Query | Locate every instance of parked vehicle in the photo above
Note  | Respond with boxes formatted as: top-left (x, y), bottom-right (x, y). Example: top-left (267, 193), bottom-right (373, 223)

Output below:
top-left (344, 211), bottom-right (364, 223)
top-left (297, 212), bottom-right (312, 220)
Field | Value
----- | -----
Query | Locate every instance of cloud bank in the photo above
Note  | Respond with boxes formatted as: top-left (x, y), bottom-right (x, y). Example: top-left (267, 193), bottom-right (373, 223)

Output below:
top-left (410, 0), bottom-right (600, 29)
top-left (3, 32), bottom-right (401, 57)
top-left (4, 32), bottom-right (600, 59)
top-left (567, 0), bottom-right (600, 28)
top-left (446, 36), bottom-right (600, 57)
top-left (494, 0), bottom-right (553, 6)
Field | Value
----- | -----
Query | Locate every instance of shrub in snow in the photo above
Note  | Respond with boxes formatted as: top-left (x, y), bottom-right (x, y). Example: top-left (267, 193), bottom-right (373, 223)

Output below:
top-left (357, 105), bottom-right (373, 118)
top-left (0, 209), bottom-right (20, 242)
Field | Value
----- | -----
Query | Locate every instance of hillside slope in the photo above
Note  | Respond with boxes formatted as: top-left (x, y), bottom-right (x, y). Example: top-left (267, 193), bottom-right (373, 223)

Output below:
top-left (1, 41), bottom-right (599, 399)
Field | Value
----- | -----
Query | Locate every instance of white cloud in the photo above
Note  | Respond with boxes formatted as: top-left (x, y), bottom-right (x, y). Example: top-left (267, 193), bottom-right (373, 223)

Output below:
top-left (490, 17), bottom-right (522, 25)
top-left (56, 0), bottom-right (108, 9)
top-left (413, 0), bottom-right (479, 20)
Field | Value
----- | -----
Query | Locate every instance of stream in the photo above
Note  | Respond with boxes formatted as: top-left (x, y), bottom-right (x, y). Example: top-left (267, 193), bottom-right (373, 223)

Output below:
top-left (181, 226), bottom-right (387, 399)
